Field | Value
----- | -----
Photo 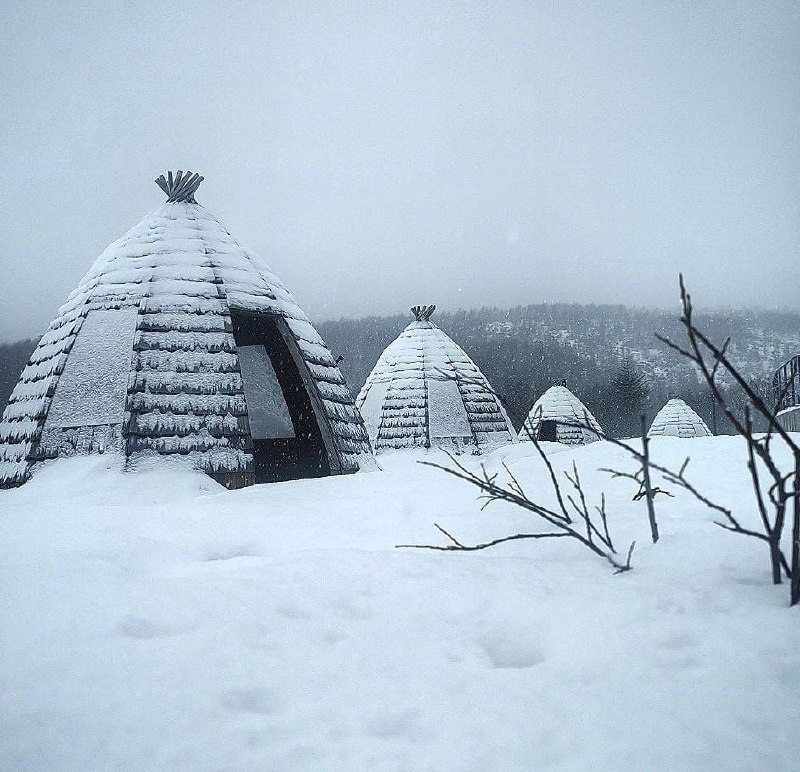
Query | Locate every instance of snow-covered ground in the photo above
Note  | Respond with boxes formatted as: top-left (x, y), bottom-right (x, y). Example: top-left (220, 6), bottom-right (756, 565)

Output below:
top-left (2, 437), bottom-right (799, 770)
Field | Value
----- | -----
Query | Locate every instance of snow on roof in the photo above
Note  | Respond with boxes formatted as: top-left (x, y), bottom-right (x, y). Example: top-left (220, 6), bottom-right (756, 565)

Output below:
top-left (0, 173), bottom-right (370, 486)
top-left (356, 306), bottom-right (515, 451)
top-left (519, 384), bottom-right (603, 446)
top-left (647, 399), bottom-right (711, 439)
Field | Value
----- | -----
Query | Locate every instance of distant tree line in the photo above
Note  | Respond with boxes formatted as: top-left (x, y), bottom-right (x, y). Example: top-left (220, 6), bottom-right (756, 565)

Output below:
top-left (1, 303), bottom-right (796, 438)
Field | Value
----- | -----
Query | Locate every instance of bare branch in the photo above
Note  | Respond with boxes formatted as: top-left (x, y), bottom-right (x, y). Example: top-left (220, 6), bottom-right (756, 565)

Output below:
top-left (611, 541), bottom-right (636, 575)
top-left (396, 525), bottom-right (570, 551)
top-left (595, 492), bottom-right (615, 552)
top-left (416, 447), bottom-right (630, 571)
top-left (656, 274), bottom-right (797, 597)
top-left (434, 522), bottom-right (465, 548)
top-left (520, 410), bottom-right (573, 523)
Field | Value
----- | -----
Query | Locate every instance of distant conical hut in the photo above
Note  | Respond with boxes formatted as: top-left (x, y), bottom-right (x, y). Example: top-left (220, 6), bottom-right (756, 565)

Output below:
top-left (647, 398), bottom-right (711, 438)
top-left (519, 381), bottom-right (603, 445)
top-left (356, 305), bottom-right (516, 452)
top-left (0, 171), bottom-right (371, 488)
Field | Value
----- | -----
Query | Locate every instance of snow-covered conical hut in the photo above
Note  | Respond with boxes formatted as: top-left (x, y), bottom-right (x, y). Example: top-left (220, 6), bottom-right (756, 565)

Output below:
top-left (356, 305), bottom-right (515, 452)
top-left (0, 172), bottom-right (371, 488)
top-left (647, 398), bottom-right (711, 438)
top-left (519, 381), bottom-right (603, 445)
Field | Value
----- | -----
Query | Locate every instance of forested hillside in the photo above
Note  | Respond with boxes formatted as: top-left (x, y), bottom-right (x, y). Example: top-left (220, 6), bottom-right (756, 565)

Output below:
top-left (2, 304), bottom-right (797, 438)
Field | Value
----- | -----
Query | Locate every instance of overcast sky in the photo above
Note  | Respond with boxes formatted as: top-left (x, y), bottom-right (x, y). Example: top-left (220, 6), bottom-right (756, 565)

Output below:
top-left (0, 0), bottom-right (797, 341)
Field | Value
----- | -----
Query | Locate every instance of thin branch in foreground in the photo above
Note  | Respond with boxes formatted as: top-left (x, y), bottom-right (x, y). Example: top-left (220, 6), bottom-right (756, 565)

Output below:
top-left (598, 467), bottom-right (674, 501)
top-left (415, 448), bottom-right (635, 573)
top-left (411, 372), bottom-right (637, 573)
top-left (612, 541), bottom-right (636, 575)
top-left (595, 493), bottom-right (614, 552)
top-left (396, 523), bottom-right (569, 552)
top-left (656, 274), bottom-right (799, 602)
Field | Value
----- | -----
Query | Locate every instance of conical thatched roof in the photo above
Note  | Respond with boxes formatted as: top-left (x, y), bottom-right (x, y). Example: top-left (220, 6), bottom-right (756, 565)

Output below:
top-left (519, 382), bottom-right (603, 445)
top-left (647, 398), bottom-right (711, 438)
top-left (356, 305), bottom-right (515, 451)
top-left (0, 172), bottom-right (371, 488)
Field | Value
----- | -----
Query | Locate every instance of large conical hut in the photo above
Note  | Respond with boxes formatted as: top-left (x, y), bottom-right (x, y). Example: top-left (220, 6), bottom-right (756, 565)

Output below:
top-left (519, 381), bottom-right (603, 445)
top-left (647, 398), bottom-right (711, 438)
top-left (356, 305), bottom-right (516, 452)
top-left (0, 172), bottom-right (371, 488)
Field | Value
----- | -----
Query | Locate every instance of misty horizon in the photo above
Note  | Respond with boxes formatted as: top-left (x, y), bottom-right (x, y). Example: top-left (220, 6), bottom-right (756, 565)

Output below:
top-left (3, 289), bottom-right (798, 346)
top-left (2, 1), bottom-right (798, 343)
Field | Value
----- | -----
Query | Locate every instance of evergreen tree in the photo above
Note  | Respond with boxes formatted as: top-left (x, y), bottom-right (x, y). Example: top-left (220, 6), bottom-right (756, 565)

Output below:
top-left (606, 356), bottom-right (650, 437)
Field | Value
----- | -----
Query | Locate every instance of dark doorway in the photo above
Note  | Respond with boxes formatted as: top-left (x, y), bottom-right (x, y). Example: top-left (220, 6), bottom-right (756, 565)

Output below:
top-left (231, 311), bottom-right (331, 483)
top-left (537, 419), bottom-right (558, 442)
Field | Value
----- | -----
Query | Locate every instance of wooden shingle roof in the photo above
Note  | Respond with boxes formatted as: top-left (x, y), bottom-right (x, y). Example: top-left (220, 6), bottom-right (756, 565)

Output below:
top-left (519, 384), bottom-right (603, 445)
top-left (647, 399), bottom-right (711, 438)
top-left (356, 307), bottom-right (515, 451)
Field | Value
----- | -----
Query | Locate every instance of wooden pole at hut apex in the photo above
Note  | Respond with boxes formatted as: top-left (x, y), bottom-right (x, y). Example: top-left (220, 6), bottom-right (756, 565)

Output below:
top-left (411, 305), bottom-right (436, 322)
top-left (155, 170), bottom-right (204, 203)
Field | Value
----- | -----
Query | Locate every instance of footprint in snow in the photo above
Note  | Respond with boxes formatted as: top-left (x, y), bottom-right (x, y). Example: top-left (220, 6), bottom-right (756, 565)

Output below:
top-left (480, 635), bottom-right (546, 670)
top-left (316, 627), bottom-right (348, 645)
top-left (275, 603), bottom-right (312, 620)
top-left (334, 599), bottom-right (373, 621)
top-left (202, 546), bottom-right (260, 562)
top-left (656, 629), bottom-right (700, 651)
top-left (367, 707), bottom-right (421, 738)
top-left (116, 615), bottom-right (191, 639)
top-left (651, 629), bottom-right (701, 669)
top-left (220, 687), bottom-right (283, 715)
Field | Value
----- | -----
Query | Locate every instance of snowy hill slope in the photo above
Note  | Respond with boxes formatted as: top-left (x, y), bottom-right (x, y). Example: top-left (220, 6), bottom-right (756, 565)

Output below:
top-left (1, 438), bottom-right (799, 770)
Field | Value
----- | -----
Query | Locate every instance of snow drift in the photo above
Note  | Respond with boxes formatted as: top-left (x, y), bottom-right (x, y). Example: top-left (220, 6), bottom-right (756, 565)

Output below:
top-left (1, 435), bottom-right (799, 770)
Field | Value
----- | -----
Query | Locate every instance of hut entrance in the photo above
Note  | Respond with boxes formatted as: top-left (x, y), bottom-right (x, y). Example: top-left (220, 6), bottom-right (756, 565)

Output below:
top-left (537, 420), bottom-right (558, 442)
top-left (231, 311), bottom-right (331, 483)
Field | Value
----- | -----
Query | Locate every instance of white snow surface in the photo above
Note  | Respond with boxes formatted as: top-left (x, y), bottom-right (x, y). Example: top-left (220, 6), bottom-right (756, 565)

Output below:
top-left (2, 435), bottom-right (799, 770)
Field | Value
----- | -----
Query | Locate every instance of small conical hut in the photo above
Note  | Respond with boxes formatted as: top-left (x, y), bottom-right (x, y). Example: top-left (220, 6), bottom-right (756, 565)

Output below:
top-left (647, 398), bottom-right (711, 438)
top-left (356, 305), bottom-right (515, 452)
top-left (519, 381), bottom-right (603, 445)
top-left (0, 172), bottom-right (371, 488)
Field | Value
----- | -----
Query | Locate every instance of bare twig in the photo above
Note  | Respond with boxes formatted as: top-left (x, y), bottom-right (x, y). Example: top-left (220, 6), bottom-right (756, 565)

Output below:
top-left (415, 442), bottom-right (631, 572)
top-left (423, 320), bottom-right (800, 595)
top-left (396, 523), bottom-right (569, 551)
top-left (612, 541), bottom-right (636, 575)
top-left (639, 414), bottom-right (660, 543)
top-left (655, 275), bottom-right (799, 602)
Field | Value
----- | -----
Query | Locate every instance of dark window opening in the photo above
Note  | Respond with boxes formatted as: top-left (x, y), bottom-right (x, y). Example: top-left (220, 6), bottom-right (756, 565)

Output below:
top-left (231, 311), bottom-right (331, 483)
top-left (537, 419), bottom-right (558, 443)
